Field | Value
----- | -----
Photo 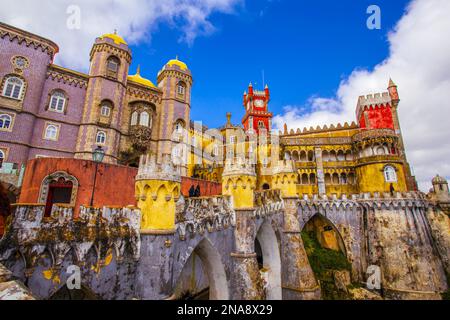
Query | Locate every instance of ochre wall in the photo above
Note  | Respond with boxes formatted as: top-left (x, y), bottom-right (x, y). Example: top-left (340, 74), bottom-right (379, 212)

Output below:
top-left (356, 162), bottom-right (407, 193)
top-left (18, 158), bottom-right (138, 216)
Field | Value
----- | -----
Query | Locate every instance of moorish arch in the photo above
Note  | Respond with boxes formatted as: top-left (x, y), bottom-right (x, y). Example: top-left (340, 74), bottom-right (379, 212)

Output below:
top-left (301, 213), bottom-right (347, 257)
top-left (255, 221), bottom-right (282, 300)
top-left (173, 237), bottom-right (229, 300)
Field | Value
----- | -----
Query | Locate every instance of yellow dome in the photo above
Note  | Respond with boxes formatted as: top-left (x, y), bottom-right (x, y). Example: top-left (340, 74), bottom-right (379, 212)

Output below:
top-left (100, 32), bottom-right (127, 45)
top-left (127, 66), bottom-right (156, 88)
top-left (166, 57), bottom-right (188, 70)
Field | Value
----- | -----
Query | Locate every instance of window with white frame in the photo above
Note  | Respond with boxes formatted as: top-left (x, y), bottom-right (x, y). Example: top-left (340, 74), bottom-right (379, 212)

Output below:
top-left (258, 120), bottom-right (265, 128)
top-left (49, 91), bottom-right (66, 113)
top-left (101, 104), bottom-right (111, 117)
top-left (0, 149), bottom-right (5, 161)
top-left (96, 131), bottom-right (107, 144)
top-left (384, 166), bottom-right (397, 183)
top-left (131, 111), bottom-right (138, 126)
top-left (44, 124), bottom-right (59, 140)
top-left (2, 76), bottom-right (24, 99)
top-left (213, 145), bottom-right (219, 156)
top-left (139, 111), bottom-right (150, 126)
top-left (106, 56), bottom-right (120, 78)
top-left (0, 114), bottom-right (12, 130)
top-left (175, 121), bottom-right (184, 133)
top-left (230, 136), bottom-right (236, 143)
top-left (177, 82), bottom-right (186, 96)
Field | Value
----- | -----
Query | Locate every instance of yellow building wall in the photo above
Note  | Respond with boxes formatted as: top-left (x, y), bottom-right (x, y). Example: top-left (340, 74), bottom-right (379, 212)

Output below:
top-left (356, 163), bottom-right (407, 193)
top-left (135, 180), bottom-right (180, 231)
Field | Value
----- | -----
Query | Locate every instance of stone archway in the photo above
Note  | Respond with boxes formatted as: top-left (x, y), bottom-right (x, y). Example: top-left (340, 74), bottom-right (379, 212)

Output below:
top-left (300, 214), bottom-right (351, 299)
top-left (255, 221), bottom-right (282, 300)
top-left (174, 238), bottom-right (229, 300)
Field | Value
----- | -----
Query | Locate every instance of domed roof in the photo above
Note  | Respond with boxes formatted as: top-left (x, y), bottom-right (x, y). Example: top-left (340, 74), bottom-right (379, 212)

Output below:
top-left (100, 31), bottom-right (127, 45)
top-left (432, 175), bottom-right (448, 184)
top-left (166, 56), bottom-right (188, 70)
top-left (127, 66), bottom-right (156, 88)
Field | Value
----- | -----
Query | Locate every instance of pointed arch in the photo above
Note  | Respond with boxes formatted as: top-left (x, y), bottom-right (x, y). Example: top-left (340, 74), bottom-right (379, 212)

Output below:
top-left (174, 238), bottom-right (229, 300)
top-left (255, 221), bottom-right (282, 300)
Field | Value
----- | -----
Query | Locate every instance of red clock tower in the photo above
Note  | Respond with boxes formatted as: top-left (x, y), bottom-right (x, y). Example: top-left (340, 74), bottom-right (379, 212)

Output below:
top-left (242, 83), bottom-right (273, 135)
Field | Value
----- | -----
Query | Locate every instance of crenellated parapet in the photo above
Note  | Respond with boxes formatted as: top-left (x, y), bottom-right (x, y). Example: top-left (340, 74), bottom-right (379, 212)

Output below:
top-left (0, 204), bottom-right (141, 276)
top-left (175, 195), bottom-right (236, 240)
top-left (298, 191), bottom-right (428, 210)
top-left (253, 189), bottom-right (284, 219)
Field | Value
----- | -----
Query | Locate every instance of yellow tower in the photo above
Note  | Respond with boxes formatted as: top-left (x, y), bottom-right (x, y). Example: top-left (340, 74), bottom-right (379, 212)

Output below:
top-left (222, 157), bottom-right (256, 209)
top-left (135, 154), bottom-right (181, 232)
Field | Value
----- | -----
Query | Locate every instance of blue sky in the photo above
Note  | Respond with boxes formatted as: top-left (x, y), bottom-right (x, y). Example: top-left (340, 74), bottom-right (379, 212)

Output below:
top-left (129, 0), bottom-right (410, 128)
top-left (3, 0), bottom-right (449, 189)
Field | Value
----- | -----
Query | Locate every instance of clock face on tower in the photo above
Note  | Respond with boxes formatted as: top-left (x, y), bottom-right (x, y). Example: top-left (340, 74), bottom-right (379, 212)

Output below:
top-left (254, 99), bottom-right (264, 108)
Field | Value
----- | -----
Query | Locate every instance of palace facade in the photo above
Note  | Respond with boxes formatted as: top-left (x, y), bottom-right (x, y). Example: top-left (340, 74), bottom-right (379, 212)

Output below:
top-left (0, 21), bottom-right (418, 205)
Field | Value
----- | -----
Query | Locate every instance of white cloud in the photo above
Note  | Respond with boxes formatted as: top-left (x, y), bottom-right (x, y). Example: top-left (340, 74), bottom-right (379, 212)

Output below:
top-left (273, 0), bottom-right (450, 191)
top-left (0, 0), bottom-right (242, 70)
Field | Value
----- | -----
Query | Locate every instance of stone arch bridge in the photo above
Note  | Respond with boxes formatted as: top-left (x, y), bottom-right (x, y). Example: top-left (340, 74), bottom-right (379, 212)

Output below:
top-left (0, 189), bottom-right (449, 300)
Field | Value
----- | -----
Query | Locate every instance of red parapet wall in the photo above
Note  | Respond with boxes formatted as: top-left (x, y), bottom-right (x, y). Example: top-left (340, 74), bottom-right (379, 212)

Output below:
top-left (359, 105), bottom-right (394, 130)
top-left (19, 158), bottom-right (138, 217)
top-left (16, 158), bottom-right (222, 219)
top-left (181, 177), bottom-right (222, 197)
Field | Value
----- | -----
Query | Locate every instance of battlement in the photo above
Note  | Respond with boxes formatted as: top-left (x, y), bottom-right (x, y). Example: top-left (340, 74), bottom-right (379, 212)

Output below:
top-left (136, 154), bottom-right (181, 182)
top-left (281, 121), bottom-right (358, 136)
top-left (357, 92), bottom-right (391, 108)
top-left (253, 189), bottom-right (284, 219)
top-left (298, 191), bottom-right (429, 209)
top-left (175, 195), bottom-right (235, 240)
top-left (222, 157), bottom-right (256, 177)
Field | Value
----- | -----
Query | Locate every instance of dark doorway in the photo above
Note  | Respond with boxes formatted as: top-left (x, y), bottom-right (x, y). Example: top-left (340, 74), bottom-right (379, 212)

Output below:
top-left (262, 183), bottom-right (270, 190)
top-left (255, 238), bottom-right (263, 269)
top-left (44, 178), bottom-right (73, 217)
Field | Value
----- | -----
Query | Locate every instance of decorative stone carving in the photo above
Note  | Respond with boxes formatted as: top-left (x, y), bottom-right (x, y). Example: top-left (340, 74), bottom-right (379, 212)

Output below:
top-left (176, 196), bottom-right (236, 240)
top-left (38, 171), bottom-right (79, 207)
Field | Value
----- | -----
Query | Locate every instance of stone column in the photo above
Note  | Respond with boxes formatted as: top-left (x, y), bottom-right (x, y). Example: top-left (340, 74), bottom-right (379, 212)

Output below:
top-left (281, 197), bottom-right (321, 300)
top-left (222, 158), bottom-right (264, 300)
top-left (314, 147), bottom-right (326, 195)
top-left (231, 208), bottom-right (265, 300)
top-left (134, 154), bottom-right (181, 299)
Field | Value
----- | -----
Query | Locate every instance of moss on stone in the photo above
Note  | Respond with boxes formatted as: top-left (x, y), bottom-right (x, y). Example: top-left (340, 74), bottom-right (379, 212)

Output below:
top-left (301, 230), bottom-right (353, 300)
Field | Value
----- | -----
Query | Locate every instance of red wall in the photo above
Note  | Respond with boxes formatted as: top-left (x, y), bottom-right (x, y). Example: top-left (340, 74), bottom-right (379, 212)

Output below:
top-left (359, 105), bottom-right (394, 130)
top-left (19, 158), bottom-right (138, 216)
top-left (181, 177), bottom-right (222, 197)
top-left (18, 158), bottom-right (223, 218)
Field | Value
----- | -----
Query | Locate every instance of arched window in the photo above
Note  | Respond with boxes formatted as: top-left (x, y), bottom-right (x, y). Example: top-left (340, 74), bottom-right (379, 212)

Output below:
top-left (2, 76), bottom-right (24, 99)
top-left (130, 111), bottom-right (138, 126)
top-left (384, 166), bottom-right (397, 182)
top-left (96, 131), bottom-right (106, 144)
top-left (44, 124), bottom-right (58, 140)
top-left (177, 82), bottom-right (186, 96)
top-left (0, 150), bottom-right (5, 161)
top-left (49, 90), bottom-right (66, 113)
top-left (175, 121), bottom-right (184, 134)
top-left (0, 114), bottom-right (12, 130)
top-left (258, 120), bottom-right (265, 129)
top-left (376, 146), bottom-right (386, 155)
top-left (139, 111), bottom-right (150, 126)
top-left (106, 56), bottom-right (120, 78)
top-left (100, 103), bottom-right (111, 117)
